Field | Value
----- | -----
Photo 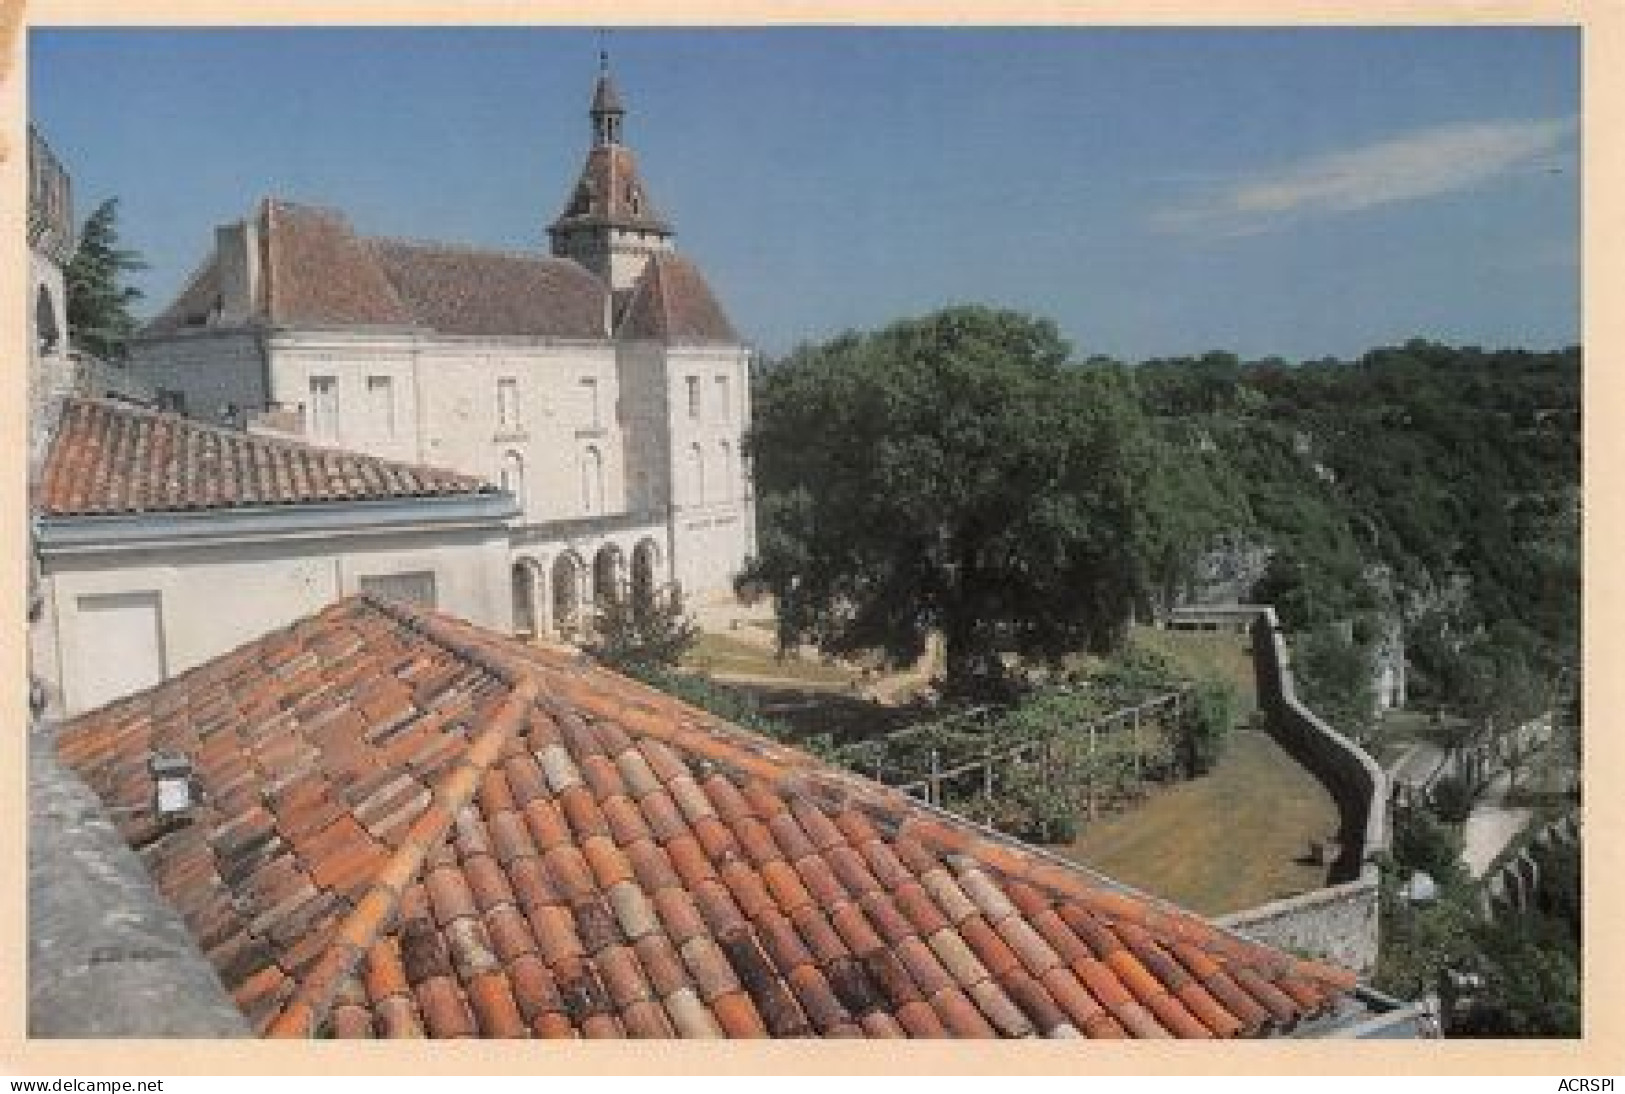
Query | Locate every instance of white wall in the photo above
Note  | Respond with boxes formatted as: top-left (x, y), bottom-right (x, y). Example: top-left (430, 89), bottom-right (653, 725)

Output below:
top-left (266, 333), bottom-right (627, 526)
top-left (42, 523), bottom-right (511, 715)
top-left (662, 344), bottom-right (755, 600)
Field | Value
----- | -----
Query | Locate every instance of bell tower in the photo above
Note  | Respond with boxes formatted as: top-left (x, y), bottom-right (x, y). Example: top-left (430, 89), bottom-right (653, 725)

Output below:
top-left (549, 55), bottom-right (675, 292)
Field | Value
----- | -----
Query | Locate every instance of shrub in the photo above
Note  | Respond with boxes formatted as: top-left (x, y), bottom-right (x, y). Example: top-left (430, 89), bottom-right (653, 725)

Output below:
top-left (1390, 806), bottom-right (1466, 887)
top-left (625, 664), bottom-right (837, 761)
top-left (585, 586), bottom-right (697, 675)
top-left (1428, 773), bottom-right (1477, 824)
top-left (1179, 679), bottom-right (1236, 776)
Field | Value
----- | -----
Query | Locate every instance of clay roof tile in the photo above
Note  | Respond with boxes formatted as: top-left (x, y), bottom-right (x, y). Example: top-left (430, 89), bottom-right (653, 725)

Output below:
top-left (54, 595), bottom-right (1362, 1041)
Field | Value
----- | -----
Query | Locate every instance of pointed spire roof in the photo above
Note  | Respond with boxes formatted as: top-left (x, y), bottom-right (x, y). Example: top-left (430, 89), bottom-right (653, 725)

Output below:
top-left (550, 62), bottom-right (672, 240)
top-left (590, 51), bottom-right (624, 117)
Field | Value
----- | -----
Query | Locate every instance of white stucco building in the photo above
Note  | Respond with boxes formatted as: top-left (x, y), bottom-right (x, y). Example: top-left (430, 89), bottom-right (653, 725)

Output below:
top-left (34, 397), bottom-right (518, 715)
top-left (126, 63), bottom-right (757, 638)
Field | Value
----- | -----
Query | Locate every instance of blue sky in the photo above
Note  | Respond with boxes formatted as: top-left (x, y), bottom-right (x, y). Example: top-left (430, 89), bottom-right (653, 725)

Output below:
top-left (29, 26), bottom-right (1579, 362)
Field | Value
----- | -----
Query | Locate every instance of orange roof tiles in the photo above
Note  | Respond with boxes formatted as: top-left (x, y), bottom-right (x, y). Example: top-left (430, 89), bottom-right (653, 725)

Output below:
top-left (617, 252), bottom-right (739, 344)
top-left (56, 596), bottom-right (1359, 1040)
top-left (145, 200), bottom-right (612, 340)
top-left (38, 397), bottom-right (496, 516)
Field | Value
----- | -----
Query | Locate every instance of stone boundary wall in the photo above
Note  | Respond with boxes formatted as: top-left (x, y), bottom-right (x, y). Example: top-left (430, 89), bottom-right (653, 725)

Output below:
top-left (1170, 604), bottom-right (1390, 973)
top-left (1185, 605), bottom-right (1387, 881)
top-left (1216, 875), bottom-right (1381, 976)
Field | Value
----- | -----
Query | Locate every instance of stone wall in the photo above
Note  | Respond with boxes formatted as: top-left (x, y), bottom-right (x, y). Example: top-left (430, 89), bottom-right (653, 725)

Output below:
top-left (1170, 604), bottom-right (1389, 973)
top-left (29, 725), bottom-right (248, 1036)
top-left (1249, 606), bottom-right (1388, 883)
top-left (1216, 875), bottom-right (1381, 977)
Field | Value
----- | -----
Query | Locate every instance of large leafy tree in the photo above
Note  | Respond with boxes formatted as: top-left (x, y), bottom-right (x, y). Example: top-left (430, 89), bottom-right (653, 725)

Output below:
top-left (744, 306), bottom-right (1163, 698)
top-left (64, 197), bottom-right (147, 361)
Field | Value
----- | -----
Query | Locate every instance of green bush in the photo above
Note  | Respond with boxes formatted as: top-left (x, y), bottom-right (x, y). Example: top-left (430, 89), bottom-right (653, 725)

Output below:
top-left (1390, 807), bottom-right (1466, 887)
top-left (585, 588), bottom-right (698, 676)
top-left (1179, 680), bottom-right (1236, 776)
top-left (1428, 773), bottom-right (1478, 824)
top-left (625, 664), bottom-right (837, 761)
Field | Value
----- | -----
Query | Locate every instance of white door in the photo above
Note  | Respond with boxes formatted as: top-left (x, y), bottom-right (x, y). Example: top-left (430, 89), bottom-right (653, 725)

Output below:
top-left (74, 591), bottom-right (165, 711)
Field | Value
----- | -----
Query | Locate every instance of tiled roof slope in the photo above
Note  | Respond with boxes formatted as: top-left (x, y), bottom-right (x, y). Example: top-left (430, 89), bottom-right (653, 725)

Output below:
top-left (264, 202), bottom-right (417, 328)
top-left (368, 239), bottom-right (607, 339)
top-left (56, 597), bottom-right (1358, 1040)
top-left (550, 145), bottom-right (672, 236)
top-left (142, 200), bottom-right (611, 340)
top-left (618, 253), bottom-right (739, 344)
top-left (39, 397), bottom-right (495, 517)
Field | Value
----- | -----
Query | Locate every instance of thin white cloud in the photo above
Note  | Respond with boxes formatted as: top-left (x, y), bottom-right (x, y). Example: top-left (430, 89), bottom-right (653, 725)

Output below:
top-left (1153, 116), bottom-right (1575, 238)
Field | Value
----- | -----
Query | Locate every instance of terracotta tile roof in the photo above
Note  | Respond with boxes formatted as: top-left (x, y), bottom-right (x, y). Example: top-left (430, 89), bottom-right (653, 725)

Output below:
top-left (550, 145), bottom-right (672, 237)
top-left (265, 202), bottom-right (417, 328)
top-left (56, 597), bottom-right (1359, 1039)
top-left (617, 253), bottom-right (739, 344)
top-left (38, 397), bottom-right (497, 517)
top-left (143, 200), bottom-right (611, 340)
top-left (367, 239), bottom-right (608, 340)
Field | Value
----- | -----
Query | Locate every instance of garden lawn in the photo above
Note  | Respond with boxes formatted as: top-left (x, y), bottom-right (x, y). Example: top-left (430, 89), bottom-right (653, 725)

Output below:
top-left (1052, 728), bottom-right (1339, 916)
top-left (680, 631), bottom-right (862, 688)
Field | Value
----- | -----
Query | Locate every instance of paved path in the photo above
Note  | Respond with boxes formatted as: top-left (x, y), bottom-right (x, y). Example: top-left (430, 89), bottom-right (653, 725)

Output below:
top-left (1386, 727), bottom-right (1543, 879)
top-left (1390, 739), bottom-right (1448, 790)
top-left (1460, 771), bottom-right (1534, 878)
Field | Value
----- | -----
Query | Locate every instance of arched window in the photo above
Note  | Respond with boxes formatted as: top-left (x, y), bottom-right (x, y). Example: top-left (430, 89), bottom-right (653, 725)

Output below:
top-left (687, 442), bottom-right (705, 506)
top-left (35, 285), bottom-right (60, 355)
top-left (500, 451), bottom-right (525, 506)
top-left (581, 446), bottom-right (604, 515)
top-left (717, 441), bottom-right (734, 502)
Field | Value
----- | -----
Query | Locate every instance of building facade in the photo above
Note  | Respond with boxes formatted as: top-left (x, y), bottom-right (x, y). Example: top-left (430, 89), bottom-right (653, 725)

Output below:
top-left (126, 66), bottom-right (756, 638)
top-left (35, 397), bottom-right (517, 715)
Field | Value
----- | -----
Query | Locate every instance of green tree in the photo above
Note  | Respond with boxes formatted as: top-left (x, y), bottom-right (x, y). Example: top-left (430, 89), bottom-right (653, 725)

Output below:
top-left (1452, 915), bottom-right (1581, 1037)
top-left (1292, 623), bottom-right (1378, 743)
top-left (64, 197), bottom-right (147, 361)
top-left (745, 306), bottom-right (1164, 698)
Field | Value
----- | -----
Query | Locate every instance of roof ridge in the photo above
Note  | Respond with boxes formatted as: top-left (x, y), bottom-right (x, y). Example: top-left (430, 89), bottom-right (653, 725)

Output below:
top-left (53, 395), bottom-right (494, 495)
top-left (263, 594), bottom-right (544, 1037)
top-left (366, 234), bottom-right (576, 267)
top-left (260, 594), bottom-right (558, 1035)
top-left (615, 253), bottom-right (664, 336)
top-left (264, 674), bottom-right (540, 1037)
top-left (363, 594), bottom-right (545, 688)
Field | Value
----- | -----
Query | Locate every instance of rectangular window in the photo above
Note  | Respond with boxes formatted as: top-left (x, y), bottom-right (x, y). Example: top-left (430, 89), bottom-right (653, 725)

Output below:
top-left (714, 374), bottom-right (731, 422)
top-left (686, 375), bottom-right (701, 420)
top-left (308, 375), bottom-right (338, 440)
top-left (581, 376), bottom-right (600, 427)
top-left (359, 571), bottom-right (438, 610)
top-left (367, 375), bottom-right (395, 438)
top-left (497, 377), bottom-right (520, 432)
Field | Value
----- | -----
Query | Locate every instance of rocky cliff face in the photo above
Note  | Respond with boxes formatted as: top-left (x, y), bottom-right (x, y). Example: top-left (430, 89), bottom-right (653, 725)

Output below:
top-left (1182, 534), bottom-right (1274, 607)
